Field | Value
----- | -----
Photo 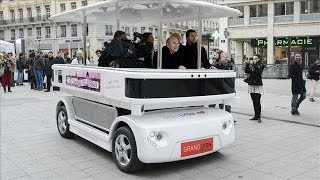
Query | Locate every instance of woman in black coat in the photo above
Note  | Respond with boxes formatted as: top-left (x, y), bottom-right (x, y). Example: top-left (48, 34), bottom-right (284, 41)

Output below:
top-left (244, 54), bottom-right (265, 123)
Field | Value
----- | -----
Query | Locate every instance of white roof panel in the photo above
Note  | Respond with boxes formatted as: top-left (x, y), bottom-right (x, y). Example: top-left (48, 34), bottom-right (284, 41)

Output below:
top-left (49, 0), bottom-right (242, 25)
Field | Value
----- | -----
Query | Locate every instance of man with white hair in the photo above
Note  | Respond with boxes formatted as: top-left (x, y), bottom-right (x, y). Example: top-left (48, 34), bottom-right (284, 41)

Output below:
top-left (71, 50), bottom-right (90, 65)
top-left (162, 35), bottom-right (185, 69)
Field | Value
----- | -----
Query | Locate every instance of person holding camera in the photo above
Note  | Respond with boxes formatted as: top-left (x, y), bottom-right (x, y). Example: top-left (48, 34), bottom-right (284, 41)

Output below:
top-left (108, 31), bottom-right (137, 68)
top-left (244, 54), bottom-right (265, 123)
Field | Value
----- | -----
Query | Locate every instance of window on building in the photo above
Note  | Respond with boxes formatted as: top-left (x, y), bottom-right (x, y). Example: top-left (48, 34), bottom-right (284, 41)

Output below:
top-left (275, 2), bottom-right (294, 16)
top-left (155, 28), bottom-right (159, 37)
top-left (71, 2), bottom-right (77, 10)
top-left (149, 28), bottom-right (153, 33)
top-left (71, 24), bottom-right (77, 37)
top-left (301, 0), bottom-right (320, 14)
top-left (105, 25), bottom-right (113, 36)
top-left (18, 9), bottom-right (23, 21)
top-left (11, 29), bottom-right (15, 40)
top-left (0, 30), bottom-right (4, 40)
top-left (231, 6), bottom-right (244, 18)
top-left (27, 8), bottom-right (32, 18)
top-left (36, 6), bottom-right (41, 20)
top-left (60, 25), bottom-right (66, 37)
top-left (124, 27), bottom-right (130, 35)
top-left (60, 3), bottom-right (66, 13)
top-left (45, 5), bottom-right (50, 17)
top-left (82, 1), bottom-right (87, 7)
top-left (250, 4), bottom-right (268, 17)
top-left (0, 11), bottom-right (3, 21)
top-left (27, 28), bottom-right (32, 36)
top-left (45, 26), bottom-right (51, 38)
top-left (141, 27), bottom-right (145, 34)
top-left (36, 27), bottom-right (41, 38)
top-left (132, 27), bottom-right (137, 33)
top-left (19, 28), bottom-right (24, 38)
top-left (10, 10), bottom-right (15, 22)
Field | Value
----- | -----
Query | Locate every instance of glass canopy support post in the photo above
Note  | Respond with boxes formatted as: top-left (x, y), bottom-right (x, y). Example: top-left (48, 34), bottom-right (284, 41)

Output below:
top-left (157, 0), bottom-right (164, 69)
top-left (197, 8), bottom-right (203, 69)
top-left (82, 12), bottom-right (87, 65)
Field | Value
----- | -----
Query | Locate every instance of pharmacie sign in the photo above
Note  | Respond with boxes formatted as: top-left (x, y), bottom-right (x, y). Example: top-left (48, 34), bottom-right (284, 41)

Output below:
top-left (251, 37), bottom-right (318, 47)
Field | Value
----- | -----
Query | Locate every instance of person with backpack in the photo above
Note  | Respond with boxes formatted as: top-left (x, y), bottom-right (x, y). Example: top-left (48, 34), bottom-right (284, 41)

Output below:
top-left (307, 58), bottom-right (320, 102)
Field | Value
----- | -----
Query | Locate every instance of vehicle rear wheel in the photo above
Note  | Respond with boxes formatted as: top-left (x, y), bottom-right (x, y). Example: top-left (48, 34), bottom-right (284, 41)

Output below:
top-left (56, 106), bottom-right (74, 139)
top-left (112, 126), bottom-right (143, 173)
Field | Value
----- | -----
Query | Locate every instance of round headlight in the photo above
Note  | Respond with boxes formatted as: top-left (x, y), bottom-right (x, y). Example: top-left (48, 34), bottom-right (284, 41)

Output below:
top-left (156, 132), bottom-right (163, 141)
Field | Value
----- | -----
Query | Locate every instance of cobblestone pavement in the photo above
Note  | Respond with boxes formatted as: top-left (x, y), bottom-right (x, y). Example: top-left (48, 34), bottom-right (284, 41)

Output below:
top-left (1, 79), bottom-right (319, 180)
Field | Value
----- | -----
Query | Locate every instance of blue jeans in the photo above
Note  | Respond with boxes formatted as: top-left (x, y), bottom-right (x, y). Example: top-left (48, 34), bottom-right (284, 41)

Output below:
top-left (291, 93), bottom-right (306, 111)
top-left (16, 71), bottom-right (24, 84)
top-left (34, 69), bottom-right (43, 90)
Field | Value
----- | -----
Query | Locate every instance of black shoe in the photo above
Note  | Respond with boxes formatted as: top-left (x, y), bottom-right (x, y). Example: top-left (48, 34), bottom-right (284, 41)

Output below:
top-left (310, 98), bottom-right (315, 102)
top-left (257, 118), bottom-right (261, 123)
top-left (44, 90), bottom-right (50, 92)
top-left (8, 90), bottom-right (12, 92)
top-left (249, 117), bottom-right (258, 120)
top-left (3, 89), bottom-right (6, 93)
top-left (291, 110), bottom-right (300, 115)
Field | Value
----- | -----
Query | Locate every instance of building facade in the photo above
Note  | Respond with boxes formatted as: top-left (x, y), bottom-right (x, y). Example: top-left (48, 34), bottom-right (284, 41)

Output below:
top-left (218, 0), bottom-right (320, 65)
top-left (0, 0), bottom-right (219, 61)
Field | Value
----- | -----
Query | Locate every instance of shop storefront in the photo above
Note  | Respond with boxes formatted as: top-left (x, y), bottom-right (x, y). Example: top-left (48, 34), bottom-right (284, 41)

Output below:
top-left (251, 36), bottom-right (320, 66)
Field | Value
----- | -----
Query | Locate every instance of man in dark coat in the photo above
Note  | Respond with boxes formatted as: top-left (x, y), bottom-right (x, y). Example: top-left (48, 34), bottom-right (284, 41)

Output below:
top-left (44, 51), bottom-right (57, 92)
top-left (289, 54), bottom-right (306, 115)
top-left (213, 52), bottom-right (234, 113)
top-left (183, 29), bottom-right (213, 69)
top-left (162, 35), bottom-right (184, 69)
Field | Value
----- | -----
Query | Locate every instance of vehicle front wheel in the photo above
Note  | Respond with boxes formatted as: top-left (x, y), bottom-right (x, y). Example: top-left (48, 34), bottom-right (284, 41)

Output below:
top-left (112, 126), bottom-right (143, 173)
top-left (56, 106), bottom-right (74, 139)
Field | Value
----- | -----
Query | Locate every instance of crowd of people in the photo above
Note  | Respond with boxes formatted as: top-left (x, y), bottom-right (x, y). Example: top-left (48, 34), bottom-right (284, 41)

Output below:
top-left (1, 29), bottom-right (319, 122)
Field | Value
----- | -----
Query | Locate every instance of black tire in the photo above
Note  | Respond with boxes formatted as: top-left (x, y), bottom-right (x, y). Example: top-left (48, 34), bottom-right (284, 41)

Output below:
top-left (56, 106), bottom-right (74, 139)
top-left (112, 126), bottom-right (144, 173)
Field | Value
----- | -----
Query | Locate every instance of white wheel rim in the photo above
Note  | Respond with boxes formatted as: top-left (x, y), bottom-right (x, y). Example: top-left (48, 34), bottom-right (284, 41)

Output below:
top-left (115, 134), bottom-right (132, 166)
top-left (58, 111), bottom-right (67, 134)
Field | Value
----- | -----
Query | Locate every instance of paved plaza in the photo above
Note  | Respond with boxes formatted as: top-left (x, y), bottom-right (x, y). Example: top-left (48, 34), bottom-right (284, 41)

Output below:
top-left (1, 79), bottom-right (319, 180)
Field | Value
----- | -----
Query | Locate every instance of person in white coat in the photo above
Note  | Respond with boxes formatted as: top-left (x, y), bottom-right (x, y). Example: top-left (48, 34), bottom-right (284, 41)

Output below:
top-left (71, 50), bottom-right (90, 65)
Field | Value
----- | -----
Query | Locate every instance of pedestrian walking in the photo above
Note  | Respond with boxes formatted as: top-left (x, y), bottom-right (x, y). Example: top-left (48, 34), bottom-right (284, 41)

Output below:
top-left (244, 54), bottom-right (265, 123)
top-left (307, 58), bottom-right (320, 102)
top-left (289, 54), bottom-right (306, 115)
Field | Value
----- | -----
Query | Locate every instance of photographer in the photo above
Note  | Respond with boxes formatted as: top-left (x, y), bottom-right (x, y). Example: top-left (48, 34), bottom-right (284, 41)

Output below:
top-left (108, 31), bottom-right (137, 68)
top-left (244, 54), bottom-right (265, 123)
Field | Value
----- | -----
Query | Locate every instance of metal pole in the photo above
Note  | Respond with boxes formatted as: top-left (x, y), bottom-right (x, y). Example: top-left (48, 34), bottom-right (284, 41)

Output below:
top-left (116, 3), bottom-right (120, 30)
top-left (157, 0), bottom-right (164, 69)
top-left (287, 36), bottom-right (291, 77)
top-left (82, 13), bottom-right (87, 65)
top-left (197, 8), bottom-right (203, 69)
top-left (207, 38), bottom-right (210, 62)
